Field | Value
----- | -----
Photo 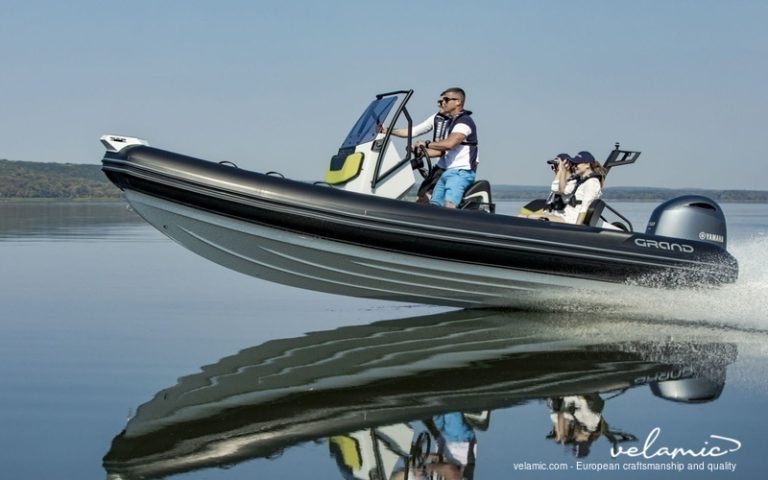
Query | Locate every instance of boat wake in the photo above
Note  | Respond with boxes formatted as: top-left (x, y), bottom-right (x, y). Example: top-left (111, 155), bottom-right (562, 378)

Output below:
top-left (501, 234), bottom-right (768, 332)
top-left (625, 234), bottom-right (767, 326)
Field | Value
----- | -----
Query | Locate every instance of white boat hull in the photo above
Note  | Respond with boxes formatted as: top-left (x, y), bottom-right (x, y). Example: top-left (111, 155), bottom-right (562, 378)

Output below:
top-left (126, 191), bottom-right (622, 308)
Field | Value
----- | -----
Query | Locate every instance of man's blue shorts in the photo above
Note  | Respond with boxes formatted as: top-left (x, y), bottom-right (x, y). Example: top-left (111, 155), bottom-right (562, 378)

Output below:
top-left (430, 169), bottom-right (476, 207)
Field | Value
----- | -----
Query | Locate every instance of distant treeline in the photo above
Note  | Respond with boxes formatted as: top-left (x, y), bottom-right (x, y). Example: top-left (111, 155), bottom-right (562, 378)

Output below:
top-left (0, 160), bottom-right (121, 199)
top-left (488, 185), bottom-right (768, 203)
top-left (2, 159), bottom-right (767, 202)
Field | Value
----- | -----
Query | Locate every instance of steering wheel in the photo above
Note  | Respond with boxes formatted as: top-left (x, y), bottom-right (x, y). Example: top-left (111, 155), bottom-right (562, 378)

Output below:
top-left (413, 144), bottom-right (433, 179)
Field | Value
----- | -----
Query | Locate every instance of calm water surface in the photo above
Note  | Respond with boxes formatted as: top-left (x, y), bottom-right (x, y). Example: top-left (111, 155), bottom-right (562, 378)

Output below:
top-left (1, 200), bottom-right (767, 479)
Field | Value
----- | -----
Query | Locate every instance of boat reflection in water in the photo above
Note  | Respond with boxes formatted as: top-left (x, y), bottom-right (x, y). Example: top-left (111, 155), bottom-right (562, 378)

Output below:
top-left (104, 310), bottom-right (736, 480)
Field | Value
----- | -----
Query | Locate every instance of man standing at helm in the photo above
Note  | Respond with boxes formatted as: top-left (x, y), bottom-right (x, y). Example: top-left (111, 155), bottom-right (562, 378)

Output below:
top-left (414, 87), bottom-right (479, 208)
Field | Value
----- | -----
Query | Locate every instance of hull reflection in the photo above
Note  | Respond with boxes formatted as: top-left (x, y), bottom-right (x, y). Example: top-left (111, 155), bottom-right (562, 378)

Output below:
top-left (104, 310), bottom-right (736, 479)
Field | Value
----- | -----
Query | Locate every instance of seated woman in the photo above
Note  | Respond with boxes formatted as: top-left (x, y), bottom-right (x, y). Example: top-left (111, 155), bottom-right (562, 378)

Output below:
top-left (527, 151), bottom-right (605, 225)
top-left (543, 153), bottom-right (577, 215)
top-left (518, 153), bottom-right (576, 218)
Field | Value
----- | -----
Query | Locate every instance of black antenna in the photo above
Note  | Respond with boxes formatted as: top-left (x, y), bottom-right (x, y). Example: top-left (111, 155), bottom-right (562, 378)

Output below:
top-left (603, 142), bottom-right (641, 174)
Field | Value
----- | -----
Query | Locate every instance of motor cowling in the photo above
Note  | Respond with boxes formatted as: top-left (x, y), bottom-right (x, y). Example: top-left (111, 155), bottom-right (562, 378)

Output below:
top-left (645, 195), bottom-right (728, 249)
top-left (650, 378), bottom-right (725, 403)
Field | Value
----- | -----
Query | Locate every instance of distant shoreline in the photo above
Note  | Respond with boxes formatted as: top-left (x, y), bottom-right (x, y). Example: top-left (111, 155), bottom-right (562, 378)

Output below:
top-left (3, 190), bottom-right (766, 204)
top-left (2, 159), bottom-right (767, 202)
top-left (485, 185), bottom-right (768, 203)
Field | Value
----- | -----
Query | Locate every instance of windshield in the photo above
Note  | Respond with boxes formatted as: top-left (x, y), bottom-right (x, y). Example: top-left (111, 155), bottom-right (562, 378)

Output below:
top-left (341, 96), bottom-right (397, 148)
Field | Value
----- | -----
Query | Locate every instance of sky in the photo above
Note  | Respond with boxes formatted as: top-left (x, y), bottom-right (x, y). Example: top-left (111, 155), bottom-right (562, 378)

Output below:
top-left (1, 0), bottom-right (766, 190)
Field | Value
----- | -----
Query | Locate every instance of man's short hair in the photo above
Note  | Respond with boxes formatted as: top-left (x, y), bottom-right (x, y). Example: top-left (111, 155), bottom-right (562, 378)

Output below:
top-left (441, 87), bottom-right (466, 104)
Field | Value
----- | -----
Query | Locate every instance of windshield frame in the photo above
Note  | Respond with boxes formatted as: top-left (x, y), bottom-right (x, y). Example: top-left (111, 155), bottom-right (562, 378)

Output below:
top-left (341, 96), bottom-right (398, 149)
top-left (335, 90), bottom-right (416, 191)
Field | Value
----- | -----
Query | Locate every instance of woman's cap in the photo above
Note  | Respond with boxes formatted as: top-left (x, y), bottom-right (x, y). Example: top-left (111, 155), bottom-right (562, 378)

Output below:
top-left (546, 153), bottom-right (572, 165)
top-left (571, 151), bottom-right (596, 164)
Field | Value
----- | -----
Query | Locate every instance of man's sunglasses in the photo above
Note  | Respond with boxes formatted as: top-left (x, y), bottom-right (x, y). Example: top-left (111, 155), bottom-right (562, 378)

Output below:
top-left (437, 97), bottom-right (460, 104)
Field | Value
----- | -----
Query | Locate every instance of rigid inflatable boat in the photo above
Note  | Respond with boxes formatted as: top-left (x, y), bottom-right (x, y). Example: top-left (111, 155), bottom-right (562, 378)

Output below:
top-left (103, 310), bottom-right (737, 479)
top-left (101, 89), bottom-right (738, 308)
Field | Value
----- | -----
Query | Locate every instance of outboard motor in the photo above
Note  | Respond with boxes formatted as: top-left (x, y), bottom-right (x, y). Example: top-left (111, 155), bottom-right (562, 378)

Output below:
top-left (645, 195), bottom-right (728, 249)
top-left (650, 377), bottom-right (725, 403)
